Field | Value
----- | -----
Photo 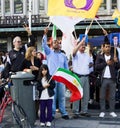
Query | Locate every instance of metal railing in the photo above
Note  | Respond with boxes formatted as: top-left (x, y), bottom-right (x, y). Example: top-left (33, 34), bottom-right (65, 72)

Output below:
top-left (0, 14), bottom-right (116, 28)
top-left (0, 15), bottom-right (49, 27)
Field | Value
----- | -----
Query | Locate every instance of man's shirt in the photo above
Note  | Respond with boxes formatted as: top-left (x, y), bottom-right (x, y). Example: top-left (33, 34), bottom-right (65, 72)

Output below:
top-left (42, 35), bottom-right (68, 75)
top-left (72, 51), bottom-right (92, 75)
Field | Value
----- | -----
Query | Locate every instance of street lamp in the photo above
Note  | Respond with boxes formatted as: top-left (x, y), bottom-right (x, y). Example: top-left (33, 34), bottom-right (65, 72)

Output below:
top-left (29, 0), bottom-right (32, 31)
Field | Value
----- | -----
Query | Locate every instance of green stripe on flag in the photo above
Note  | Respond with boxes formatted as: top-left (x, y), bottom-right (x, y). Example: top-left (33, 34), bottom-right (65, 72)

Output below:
top-left (52, 25), bottom-right (57, 40)
top-left (57, 68), bottom-right (82, 86)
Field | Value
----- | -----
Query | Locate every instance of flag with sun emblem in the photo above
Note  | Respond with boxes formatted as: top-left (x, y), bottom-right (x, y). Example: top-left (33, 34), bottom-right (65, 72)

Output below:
top-left (48, 0), bottom-right (102, 18)
top-left (52, 68), bottom-right (83, 102)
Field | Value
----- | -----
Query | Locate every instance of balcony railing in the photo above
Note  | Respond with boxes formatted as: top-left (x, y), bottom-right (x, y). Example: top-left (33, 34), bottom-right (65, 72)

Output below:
top-left (0, 15), bottom-right (49, 27)
top-left (0, 14), bottom-right (116, 29)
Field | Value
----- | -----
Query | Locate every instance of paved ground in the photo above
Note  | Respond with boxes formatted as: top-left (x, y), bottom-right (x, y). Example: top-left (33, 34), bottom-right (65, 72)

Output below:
top-left (1, 101), bottom-right (120, 128)
top-left (34, 109), bottom-right (120, 128)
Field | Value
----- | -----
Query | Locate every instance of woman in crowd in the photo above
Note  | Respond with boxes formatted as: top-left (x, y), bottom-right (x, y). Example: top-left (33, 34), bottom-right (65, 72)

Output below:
top-left (22, 46), bottom-right (41, 119)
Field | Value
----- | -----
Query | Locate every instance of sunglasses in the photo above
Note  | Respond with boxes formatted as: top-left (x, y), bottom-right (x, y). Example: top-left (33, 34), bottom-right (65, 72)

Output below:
top-left (16, 41), bottom-right (21, 43)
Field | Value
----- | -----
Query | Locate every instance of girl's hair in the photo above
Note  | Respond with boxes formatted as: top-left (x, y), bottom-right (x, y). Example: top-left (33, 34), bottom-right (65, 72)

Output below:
top-left (25, 46), bottom-right (36, 61)
top-left (37, 64), bottom-right (50, 81)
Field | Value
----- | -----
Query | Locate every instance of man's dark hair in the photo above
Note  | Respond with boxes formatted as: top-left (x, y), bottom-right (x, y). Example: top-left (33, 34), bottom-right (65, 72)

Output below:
top-left (103, 36), bottom-right (110, 47)
top-left (112, 35), bottom-right (118, 39)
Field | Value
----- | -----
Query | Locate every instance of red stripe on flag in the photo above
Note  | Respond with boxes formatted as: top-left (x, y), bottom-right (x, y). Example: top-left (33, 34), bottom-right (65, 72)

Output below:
top-left (52, 76), bottom-right (82, 102)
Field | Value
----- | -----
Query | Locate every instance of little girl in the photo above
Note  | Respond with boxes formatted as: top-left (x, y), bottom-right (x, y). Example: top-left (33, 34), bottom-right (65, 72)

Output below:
top-left (37, 64), bottom-right (55, 127)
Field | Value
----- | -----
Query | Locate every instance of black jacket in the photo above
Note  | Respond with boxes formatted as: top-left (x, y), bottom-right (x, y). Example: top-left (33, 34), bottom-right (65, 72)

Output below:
top-left (22, 58), bottom-right (41, 80)
top-left (37, 76), bottom-right (55, 98)
top-left (1, 35), bottom-right (35, 78)
top-left (95, 53), bottom-right (120, 81)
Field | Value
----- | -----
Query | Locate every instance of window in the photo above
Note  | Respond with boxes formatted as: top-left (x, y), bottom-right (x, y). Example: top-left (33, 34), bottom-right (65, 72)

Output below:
top-left (99, 0), bottom-right (106, 11)
top-left (112, 0), bottom-right (117, 9)
top-left (27, 0), bottom-right (32, 15)
top-left (0, 39), bottom-right (7, 52)
top-left (39, 0), bottom-right (45, 14)
top-left (39, 0), bottom-right (44, 10)
top-left (5, 0), bottom-right (10, 15)
top-left (14, 0), bottom-right (23, 14)
top-left (0, 0), bottom-right (1, 15)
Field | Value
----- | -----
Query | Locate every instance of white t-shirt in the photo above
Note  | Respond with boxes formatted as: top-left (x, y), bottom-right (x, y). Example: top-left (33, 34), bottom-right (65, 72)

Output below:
top-left (40, 77), bottom-right (53, 100)
top-left (103, 55), bottom-right (111, 78)
top-left (89, 55), bottom-right (94, 73)
top-left (0, 64), bottom-right (4, 73)
top-left (117, 47), bottom-right (120, 61)
top-left (72, 51), bottom-right (92, 75)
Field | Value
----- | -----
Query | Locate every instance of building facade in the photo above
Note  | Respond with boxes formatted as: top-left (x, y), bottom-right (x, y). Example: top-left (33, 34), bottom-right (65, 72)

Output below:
top-left (0, 0), bottom-right (120, 52)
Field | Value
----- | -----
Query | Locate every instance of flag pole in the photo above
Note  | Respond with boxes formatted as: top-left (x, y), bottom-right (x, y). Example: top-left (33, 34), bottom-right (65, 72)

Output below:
top-left (114, 47), bottom-right (117, 58)
top-left (74, 30), bottom-right (77, 40)
top-left (84, 19), bottom-right (94, 40)
top-left (48, 75), bottom-right (53, 84)
top-left (87, 19), bottom-right (94, 34)
top-left (95, 19), bottom-right (105, 31)
top-left (48, 67), bottom-right (59, 83)
top-left (29, 0), bottom-right (32, 31)
top-left (47, 22), bottom-right (52, 28)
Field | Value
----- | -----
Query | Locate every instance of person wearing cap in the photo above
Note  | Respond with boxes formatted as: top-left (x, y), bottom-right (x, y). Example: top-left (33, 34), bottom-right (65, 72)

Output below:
top-left (95, 33), bottom-right (120, 118)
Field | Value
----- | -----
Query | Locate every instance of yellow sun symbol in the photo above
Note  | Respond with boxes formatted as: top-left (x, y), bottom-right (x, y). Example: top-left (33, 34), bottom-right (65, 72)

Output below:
top-left (72, 0), bottom-right (86, 8)
top-left (73, 79), bottom-right (79, 86)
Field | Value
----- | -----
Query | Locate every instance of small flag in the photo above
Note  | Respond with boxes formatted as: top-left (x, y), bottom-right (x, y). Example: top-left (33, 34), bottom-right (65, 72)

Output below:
top-left (49, 25), bottom-right (57, 48)
top-left (85, 27), bottom-right (89, 36)
top-left (52, 68), bottom-right (83, 102)
top-left (112, 9), bottom-right (120, 27)
top-left (40, 47), bottom-right (46, 61)
top-left (52, 25), bottom-right (57, 40)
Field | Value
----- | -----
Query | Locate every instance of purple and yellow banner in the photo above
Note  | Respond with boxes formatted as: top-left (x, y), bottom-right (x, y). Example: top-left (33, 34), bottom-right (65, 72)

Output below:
top-left (48, 0), bottom-right (102, 18)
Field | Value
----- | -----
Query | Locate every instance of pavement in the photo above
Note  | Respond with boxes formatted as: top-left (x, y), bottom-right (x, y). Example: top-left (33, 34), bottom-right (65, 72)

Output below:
top-left (1, 100), bottom-right (120, 128)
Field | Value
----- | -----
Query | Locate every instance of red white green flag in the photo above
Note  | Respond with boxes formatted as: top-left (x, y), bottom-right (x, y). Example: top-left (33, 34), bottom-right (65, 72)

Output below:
top-left (49, 25), bottom-right (57, 48)
top-left (52, 25), bottom-right (57, 40)
top-left (52, 68), bottom-right (83, 102)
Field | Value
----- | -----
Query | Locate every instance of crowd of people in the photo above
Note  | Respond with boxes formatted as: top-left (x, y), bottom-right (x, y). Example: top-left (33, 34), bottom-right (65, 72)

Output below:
top-left (0, 26), bottom-right (120, 127)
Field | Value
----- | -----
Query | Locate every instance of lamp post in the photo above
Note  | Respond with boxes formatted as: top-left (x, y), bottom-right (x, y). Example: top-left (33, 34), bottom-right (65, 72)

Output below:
top-left (29, 0), bottom-right (32, 31)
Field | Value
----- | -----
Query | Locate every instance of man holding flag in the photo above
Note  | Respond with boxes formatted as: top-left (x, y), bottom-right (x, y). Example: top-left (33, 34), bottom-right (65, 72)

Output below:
top-left (48, 0), bottom-right (102, 58)
top-left (45, 0), bottom-right (102, 119)
top-left (42, 28), bottom-right (69, 120)
top-left (72, 36), bottom-right (93, 117)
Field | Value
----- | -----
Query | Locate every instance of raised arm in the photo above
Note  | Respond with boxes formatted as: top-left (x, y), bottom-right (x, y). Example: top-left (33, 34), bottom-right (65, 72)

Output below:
top-left (42, 27), bottom-right (51, 55)
top-left (23, 24), bottom-right (36, 47)
top-left (73, 37), bottom-right (85, 57)
top-left (103, 29), bottom-right (108, 36)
